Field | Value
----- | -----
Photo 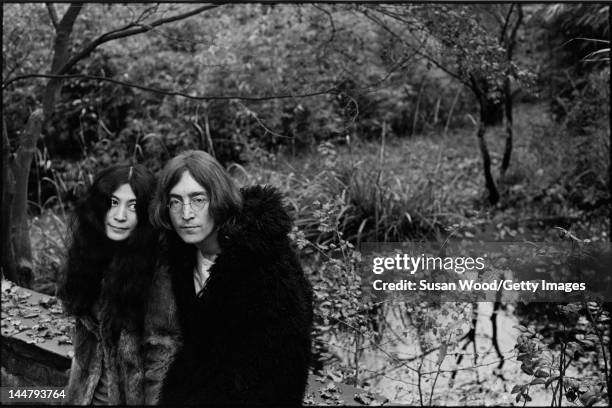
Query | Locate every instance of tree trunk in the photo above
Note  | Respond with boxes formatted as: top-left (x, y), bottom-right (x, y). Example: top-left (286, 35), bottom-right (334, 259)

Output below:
top-left (42, 3), bottom-right (83, 117)
top-left (482, 98), bottom-right (504, 126)
top-left (9, 109), bottom-right (44, 287)
top-left (471, 76), bottom-right (500, 205)
top-left (500, 76), bottom-right (513, 177)
top-left (500, 4), bottom-right (522, 178)
top-left (4, 5), bottom-right (83, 287)
top-left (1, 117), bottom-right (17, 282)
top-left (476, 112), bottom-right (499, 205)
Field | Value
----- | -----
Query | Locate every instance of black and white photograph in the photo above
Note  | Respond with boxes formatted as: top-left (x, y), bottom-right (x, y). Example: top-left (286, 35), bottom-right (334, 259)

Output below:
top-left (1, 2), bottom-right (610, 406)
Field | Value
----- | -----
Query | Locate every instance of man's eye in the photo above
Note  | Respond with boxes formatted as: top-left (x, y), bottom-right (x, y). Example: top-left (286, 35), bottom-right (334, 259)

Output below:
top-left (193, 196), bottom-right (208, 204)
top-left (169, 198), bottom-right (182, 205)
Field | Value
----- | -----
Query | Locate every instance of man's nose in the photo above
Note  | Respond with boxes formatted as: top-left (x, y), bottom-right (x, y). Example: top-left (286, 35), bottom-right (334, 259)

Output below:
top-left (181, 202), bottom-right (194, 219)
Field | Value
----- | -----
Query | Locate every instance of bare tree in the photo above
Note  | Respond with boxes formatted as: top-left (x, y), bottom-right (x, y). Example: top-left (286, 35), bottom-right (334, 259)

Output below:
top-left (1, 3), bottom-right (224, 286)
top-left (358, 4), bottom-right (529, 205)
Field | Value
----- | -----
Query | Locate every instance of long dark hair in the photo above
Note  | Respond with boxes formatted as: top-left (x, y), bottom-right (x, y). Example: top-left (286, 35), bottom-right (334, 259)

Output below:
top-left (150, 150), bottom-right (242, 231)
top-left (59, 164), bottom-right (157, 336)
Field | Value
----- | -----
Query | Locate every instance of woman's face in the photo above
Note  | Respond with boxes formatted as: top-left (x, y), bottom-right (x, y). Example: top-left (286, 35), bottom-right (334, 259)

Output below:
top-left (105, 183), bottom-right (138, 241)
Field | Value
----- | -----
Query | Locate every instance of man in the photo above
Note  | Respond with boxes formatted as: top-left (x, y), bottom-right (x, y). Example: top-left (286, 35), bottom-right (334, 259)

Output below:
top-left (144, 150), bottom-right (313, 405)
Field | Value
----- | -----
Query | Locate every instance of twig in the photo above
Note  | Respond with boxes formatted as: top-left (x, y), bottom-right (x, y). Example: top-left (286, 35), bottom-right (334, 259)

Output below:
top-left (583, 300), bottom-right (610, 398)
top-left (428, 340), bottom-right (448, 406)
top-left (417, 358), bottom-right (424, 406)
top-left (498, 4), bottom-right (515, 44)
top-left (56, 4), bottom-right (223, 76)
top-left (3, 73), bottom-right (337, 102)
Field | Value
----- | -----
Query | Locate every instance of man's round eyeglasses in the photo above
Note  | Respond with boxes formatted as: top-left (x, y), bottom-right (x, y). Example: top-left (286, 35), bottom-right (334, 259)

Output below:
top-left (167, 197), bottom-right (208, 213)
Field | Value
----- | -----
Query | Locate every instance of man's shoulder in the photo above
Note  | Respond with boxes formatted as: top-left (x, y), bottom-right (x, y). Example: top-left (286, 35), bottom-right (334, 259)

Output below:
top-left (220, 184), bottom-right (293, 257)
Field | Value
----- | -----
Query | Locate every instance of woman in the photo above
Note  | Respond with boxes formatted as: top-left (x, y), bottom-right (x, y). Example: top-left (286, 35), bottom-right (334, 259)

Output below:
top-left (59, 164), bottom-right (156, 405)
top-left (144, 150), bottom-right (313, 405)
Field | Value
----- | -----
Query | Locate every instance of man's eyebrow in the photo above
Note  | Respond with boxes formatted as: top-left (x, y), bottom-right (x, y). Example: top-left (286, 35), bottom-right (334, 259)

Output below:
top-left (189, 192), bottom-right (208, 198)
top-left (169, 192), bottom-right (207, 198)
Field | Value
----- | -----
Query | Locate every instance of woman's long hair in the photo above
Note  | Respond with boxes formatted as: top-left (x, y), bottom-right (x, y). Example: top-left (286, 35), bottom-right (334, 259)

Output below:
top-left (59, 164), bottom-right (157, 336)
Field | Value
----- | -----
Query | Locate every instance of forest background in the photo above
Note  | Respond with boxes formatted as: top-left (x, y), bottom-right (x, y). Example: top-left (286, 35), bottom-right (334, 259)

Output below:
top-left (2, 3), bottom-right (610, 406)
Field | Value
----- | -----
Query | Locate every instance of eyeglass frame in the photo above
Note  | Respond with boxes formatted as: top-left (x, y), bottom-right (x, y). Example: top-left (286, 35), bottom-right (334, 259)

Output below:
top-left (166, 195), bottom-right (209, 214)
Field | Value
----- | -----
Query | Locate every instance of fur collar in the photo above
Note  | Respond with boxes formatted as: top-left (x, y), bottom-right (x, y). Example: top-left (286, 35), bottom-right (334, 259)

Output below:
top-left (218, 185), bottom-right (292, 257)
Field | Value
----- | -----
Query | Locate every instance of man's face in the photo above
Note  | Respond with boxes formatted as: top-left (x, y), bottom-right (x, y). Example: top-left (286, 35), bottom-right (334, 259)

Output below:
top-left (168, 171), bottom-right (215, 246)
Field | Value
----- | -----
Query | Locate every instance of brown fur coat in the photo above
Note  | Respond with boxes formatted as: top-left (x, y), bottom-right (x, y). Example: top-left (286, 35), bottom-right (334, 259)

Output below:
top-left (65, 303), bottom-right (145, 405)
top-left (142, 265), bottom-right (182, 405)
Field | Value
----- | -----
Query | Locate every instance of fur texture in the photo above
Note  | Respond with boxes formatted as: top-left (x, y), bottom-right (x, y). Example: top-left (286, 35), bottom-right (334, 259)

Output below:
top-left (144, 185), bottom-right (313, 406)
top-left (143, 264), bottom-right (183, 405)
top-left (60, 164), bottom-right (157, 405)
top-left (65, 300), bottom-right (146, 404)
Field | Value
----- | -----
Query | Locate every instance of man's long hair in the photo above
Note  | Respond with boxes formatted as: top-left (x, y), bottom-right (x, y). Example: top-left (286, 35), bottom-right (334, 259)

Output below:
top-left (149, 150), bottom-right (242, 231)
top-left (59, 164), bottom-right (157, 337)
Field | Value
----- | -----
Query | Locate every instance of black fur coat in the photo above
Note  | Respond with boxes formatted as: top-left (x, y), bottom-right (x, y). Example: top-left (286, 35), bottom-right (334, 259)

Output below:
top-left (143, 185), bottom-right (313, 406)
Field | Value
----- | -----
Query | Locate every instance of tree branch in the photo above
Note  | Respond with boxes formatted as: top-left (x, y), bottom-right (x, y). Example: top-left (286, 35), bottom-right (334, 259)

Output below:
top-left (3, 73), bottom-right (338, 102)
top-left (359, 6), bottom-right (468, 86)
top-left (56, 4), bottom-right (224, 76)
top-left (499, 4), bottom-right (515, 44)
top-left (46, 3), bottom-right (59, 31)
top-left (52, 3), bottom-right (84, 74)
top-left (507, 4), bottom-right (523, 58)
top-left (43, 2), bottom-right (84, 116)
top-left (313, 4), bottom-right (336, 49)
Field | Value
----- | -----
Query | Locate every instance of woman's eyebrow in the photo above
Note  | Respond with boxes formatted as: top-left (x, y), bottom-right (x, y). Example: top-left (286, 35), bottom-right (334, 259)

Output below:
top-left (111, 194), bottom-right (136, 202)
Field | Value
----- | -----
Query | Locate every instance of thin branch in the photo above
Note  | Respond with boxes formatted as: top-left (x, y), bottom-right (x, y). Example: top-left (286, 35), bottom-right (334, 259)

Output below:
top-left (507, 4), bottom-right (523, 57)
top-left (583, 301), bottom-right (610, 398)
top-left (134, 4), bottom-right (160, 24)
top-left (366, 4), bottom-right (421, 28)
top-left (56, 4), bottom-right (224, 76)
top-left (3, 73), bottom-right (338, 102)
top-left (313, 4), bottom-right (336, 48)
top-left (46, 3), bottom-right (59, 31)
top-left (499, 4), bottom-right (515, 44)
top-left (235, 102), bottom-right (293, 140)
top-left (361, 6), bottom-right (467, 86)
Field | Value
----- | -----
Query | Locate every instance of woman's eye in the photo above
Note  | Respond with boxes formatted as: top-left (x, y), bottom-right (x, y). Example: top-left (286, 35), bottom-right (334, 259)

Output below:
top-left (128, 203), bottom-right (137, 212)
top-left (111, 198), bottom-right (119, 207)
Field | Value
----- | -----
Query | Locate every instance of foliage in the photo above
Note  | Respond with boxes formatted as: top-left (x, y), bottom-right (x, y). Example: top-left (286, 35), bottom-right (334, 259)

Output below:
top-left (532, 4), bottom-right (610, 130)
top-left (512, 302), bottom-right (610, 406)
top-left (362, 4), bottom-right (536, 120)
top-left (540, 4), bottom-right (609, 70)
top-left (3, 4), bottom-right (485, 211)
top-left (4, 3), bottom-right (610, 404)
